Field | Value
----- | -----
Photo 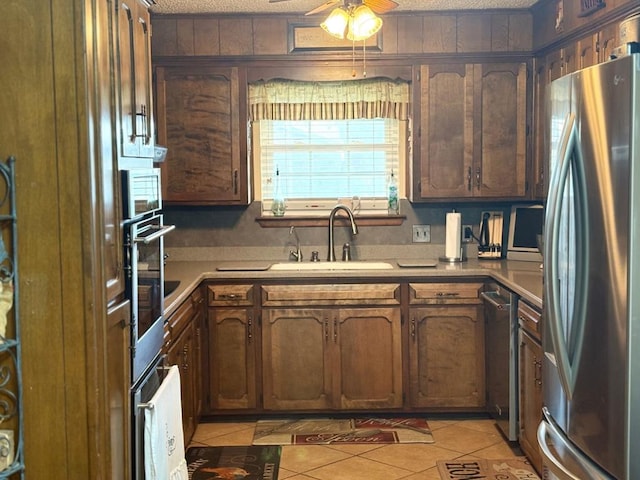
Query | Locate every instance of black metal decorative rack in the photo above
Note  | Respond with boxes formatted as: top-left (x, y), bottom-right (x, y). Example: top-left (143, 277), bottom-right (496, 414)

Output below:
top-left (0, 157), bottom-right (23, 478)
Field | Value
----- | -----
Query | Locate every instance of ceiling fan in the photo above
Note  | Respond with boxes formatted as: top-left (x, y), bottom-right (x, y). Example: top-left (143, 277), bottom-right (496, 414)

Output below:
top-left (268, 0), bottom-right (399, 17)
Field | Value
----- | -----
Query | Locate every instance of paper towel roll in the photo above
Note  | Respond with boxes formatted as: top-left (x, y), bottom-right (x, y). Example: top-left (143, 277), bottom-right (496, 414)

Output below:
top-left (445, 212), bottom-right (462, 259)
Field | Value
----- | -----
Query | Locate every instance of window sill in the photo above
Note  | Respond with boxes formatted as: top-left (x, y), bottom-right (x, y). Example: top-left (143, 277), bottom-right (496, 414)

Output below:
top-left (256, 214), bottom-right (406, 228)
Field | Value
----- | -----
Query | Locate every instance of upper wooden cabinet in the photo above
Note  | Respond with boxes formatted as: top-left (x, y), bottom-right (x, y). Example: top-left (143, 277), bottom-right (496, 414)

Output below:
top-left (155, 66), bottom-right (249, 205)
top-left (116, 0), bottom-right (155, 159)
top-left (415, 62), bottom-right (528, 200)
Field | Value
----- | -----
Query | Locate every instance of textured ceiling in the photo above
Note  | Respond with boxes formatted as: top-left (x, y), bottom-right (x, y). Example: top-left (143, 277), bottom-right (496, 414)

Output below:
top-left (151, 0), bottom-right (540, 15)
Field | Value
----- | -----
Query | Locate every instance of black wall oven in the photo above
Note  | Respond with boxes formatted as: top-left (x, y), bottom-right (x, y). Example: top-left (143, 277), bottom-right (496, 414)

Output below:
top-left (121, 168), bottom-right (174, 383)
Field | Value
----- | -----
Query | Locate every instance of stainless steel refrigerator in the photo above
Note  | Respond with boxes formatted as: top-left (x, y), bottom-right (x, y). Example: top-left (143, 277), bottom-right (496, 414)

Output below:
top-left (538, 51), bottom-right (640, 479)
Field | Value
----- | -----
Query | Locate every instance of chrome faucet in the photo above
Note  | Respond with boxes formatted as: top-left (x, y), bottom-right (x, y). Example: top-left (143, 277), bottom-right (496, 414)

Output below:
top-left (288, 225), bottom-right (303, 262)
top-left (327, 204), bottom-right (358, 261)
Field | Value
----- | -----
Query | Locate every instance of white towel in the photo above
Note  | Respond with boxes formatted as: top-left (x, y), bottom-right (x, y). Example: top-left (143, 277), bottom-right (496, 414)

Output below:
top-left (144, 365), bottom-right (188, 480)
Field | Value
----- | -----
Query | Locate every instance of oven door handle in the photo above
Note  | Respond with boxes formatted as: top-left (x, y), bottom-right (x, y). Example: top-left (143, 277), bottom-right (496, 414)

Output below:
top-left (134, 224), bottom-right (176, 244)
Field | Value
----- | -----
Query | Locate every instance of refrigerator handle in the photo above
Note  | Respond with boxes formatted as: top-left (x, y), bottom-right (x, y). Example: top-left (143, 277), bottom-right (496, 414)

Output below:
top-left (538, 408), bottom-right (608, 480)
top-left (537, 411), bottom-right (582, 480)
top-left (545, 112), bottom-right (578, 399)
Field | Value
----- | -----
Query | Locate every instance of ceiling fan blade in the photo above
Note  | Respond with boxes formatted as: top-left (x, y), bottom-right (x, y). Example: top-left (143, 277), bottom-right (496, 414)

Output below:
top-left (363, 0), bottom-right (399, 14)
top-left (305, 0), bottom-right (341, 16)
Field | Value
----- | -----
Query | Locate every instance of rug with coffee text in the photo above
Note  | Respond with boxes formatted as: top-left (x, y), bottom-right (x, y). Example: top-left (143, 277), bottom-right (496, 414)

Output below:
top-left (252, 417), bottom-right (434, 445)
top-left (186, 445), bottom-right (280, 480)
top-left (437, 458), bottom-right (540, 480)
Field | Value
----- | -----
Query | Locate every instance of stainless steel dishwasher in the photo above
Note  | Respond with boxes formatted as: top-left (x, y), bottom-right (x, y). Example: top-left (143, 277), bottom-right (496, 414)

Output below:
top-left (482, 282), bottom-right (518, 441)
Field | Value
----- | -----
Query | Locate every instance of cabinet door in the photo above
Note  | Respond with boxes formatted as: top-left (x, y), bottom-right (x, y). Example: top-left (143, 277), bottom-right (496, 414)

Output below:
top-left (476, 63), bottom-right (527, 198)
top-left (156, 66), bottom-right (248, 205)
top-left (597, 24), bottom-right (619, 64)
top-left (116, 0), bottom-right (154, 159)
top-left (519, 328), bottom-right (543, 473)
top-left (418, 64), bottom-right (474, 199)
top-left (335, 308), bottom-right (403, 409)
top-left (409, 305), bottom-right (485, 407)
top-left (166, 321), bottom-right (197, 444)
top-left (207, 308), bottom-right (256, 410)
top-left (262, 308), bottom-right (333, 410)
top-left (107, 300), bottom-right (131, 480)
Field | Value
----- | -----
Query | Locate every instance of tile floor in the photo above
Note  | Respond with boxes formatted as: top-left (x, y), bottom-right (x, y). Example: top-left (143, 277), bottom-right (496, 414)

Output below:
top-left (189, 415), bottom-right (527, 480)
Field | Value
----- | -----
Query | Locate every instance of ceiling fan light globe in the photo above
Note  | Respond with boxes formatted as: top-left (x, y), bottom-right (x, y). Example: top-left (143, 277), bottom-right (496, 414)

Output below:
top-left (320, 7), bottom-right (349, 39)
top-left (346, 5), bottom-right (383, 41)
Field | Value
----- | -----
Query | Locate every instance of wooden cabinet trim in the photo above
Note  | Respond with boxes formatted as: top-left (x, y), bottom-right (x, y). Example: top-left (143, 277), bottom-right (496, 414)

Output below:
top-left (409, 282), bottom-right (483, 304)
top-left (208, 284), bottom-right (254, 306)
top-left (517, 300), bottom-right (542, 340)
top-left (262, 283), bottom-right (401, 306)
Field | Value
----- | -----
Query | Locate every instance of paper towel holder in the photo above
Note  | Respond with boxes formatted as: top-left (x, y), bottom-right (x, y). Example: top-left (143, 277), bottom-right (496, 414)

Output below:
top-left (439, 209), bottom-right (467, 263)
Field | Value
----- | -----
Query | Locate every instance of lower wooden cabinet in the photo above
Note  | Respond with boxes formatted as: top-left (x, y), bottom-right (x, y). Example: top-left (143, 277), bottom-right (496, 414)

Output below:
top-left (408, 305), bottom-right (485, 407)
top-left (408, 282), bottom-right (485, 408)
top-left (166, 321), bottom-right (198, 442)
top-left (207, 308), bottom-right (257, 410)
top-left (518, 301), bottom-right (543, 473)
top-left (261, 283), bottom-right (403, 411)
top-left (206, 283), bottom-right (257, 410)
top-left (164, 286), bottom-right (205, 443)
top-left (261, 306), bottom-right (403, 411)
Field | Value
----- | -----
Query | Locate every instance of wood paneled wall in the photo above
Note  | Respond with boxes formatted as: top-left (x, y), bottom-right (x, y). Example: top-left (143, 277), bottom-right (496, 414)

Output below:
top-left (151, 12), bottom-right (533, 58)
top-left (532, 0), bottom-right (639, 50)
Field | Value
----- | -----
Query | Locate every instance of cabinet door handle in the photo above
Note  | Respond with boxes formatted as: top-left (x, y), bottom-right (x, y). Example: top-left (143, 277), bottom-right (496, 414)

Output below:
top-left (467, 166), bottom-right (472, 191)
top-left (247, 315), bottom-right (253, 344)
top-left (182, 344), bottom-right (189, 370)
top-left (476, 167), bottom-right (481, 190)
top-left (333, 318), bottom-right (338, 343)
top-left (324, 318), bottom-right (329, 342)
top-left (233, 169), bottom-right (238, 195)
top-left (411, 317), bottom-right (416, 340)
top-left (534, 357), bottom-right (543, 386)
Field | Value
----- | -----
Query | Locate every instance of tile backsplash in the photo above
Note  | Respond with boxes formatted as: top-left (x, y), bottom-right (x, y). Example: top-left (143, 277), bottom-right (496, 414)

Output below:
top-left (163, 200), bottom-right (514, 261)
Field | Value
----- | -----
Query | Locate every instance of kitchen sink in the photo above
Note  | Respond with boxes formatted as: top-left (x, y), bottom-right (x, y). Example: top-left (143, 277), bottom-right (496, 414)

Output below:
top-left (269, 261), bottom-right (395, 271)
top-left (164, 280), bottom-right (180, 297)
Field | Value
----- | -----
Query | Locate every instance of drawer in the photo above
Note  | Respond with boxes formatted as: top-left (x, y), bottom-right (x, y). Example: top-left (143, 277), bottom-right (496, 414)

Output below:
top-left (262, 283), bottom-right (401, 307)
top-left (166, 287), bottom-right (204, 342)
top-left (518, 300), bottom-right (542, 340)
top-left (409, 282), bottom-right (483, 305)
top-left (208, 284), bottom-right (254, 306)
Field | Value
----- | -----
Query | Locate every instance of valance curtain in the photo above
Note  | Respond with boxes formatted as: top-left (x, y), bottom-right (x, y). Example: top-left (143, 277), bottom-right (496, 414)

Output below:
top-left (248, 77), bottom-right (410, 121)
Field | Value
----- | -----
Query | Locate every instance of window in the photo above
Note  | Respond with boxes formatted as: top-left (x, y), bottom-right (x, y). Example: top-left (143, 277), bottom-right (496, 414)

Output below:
top-left (249, 78), bottom-right (410, 216)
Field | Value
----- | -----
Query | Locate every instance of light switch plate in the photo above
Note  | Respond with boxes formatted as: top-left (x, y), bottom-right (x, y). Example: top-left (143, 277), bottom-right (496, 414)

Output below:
top-left (412, 225), bottom-right (431, 243)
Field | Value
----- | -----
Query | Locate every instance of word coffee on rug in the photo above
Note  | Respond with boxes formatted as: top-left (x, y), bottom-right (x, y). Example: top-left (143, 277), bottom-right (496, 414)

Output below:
top-left (186, 445), bottom-right (281, 480)
top-left (437, 458), bottom-right (540, 480)
top-left (252, 417), bottom-right (434, 445)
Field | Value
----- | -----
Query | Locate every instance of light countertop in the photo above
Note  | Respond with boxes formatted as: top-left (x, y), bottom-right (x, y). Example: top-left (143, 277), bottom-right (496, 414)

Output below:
top-left (163, 258), bottom-right (543, 316)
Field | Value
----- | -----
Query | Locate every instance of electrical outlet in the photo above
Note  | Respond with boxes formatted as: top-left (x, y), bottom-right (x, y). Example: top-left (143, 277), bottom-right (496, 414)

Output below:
top-left (412, 225), bottom-right (431, 243)
top-left (463, 225), bottom-right (473, 243)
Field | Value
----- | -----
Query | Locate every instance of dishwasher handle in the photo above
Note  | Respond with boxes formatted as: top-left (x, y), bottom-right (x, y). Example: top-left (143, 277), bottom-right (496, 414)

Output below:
top-left (480, 291), bottom-right (510, 310)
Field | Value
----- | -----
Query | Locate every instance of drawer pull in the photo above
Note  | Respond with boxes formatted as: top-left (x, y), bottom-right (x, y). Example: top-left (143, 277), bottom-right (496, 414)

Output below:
top-left (218, 293), bottom-right (240, 300)
top-left (436, 292), bottom-right (459, 297)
